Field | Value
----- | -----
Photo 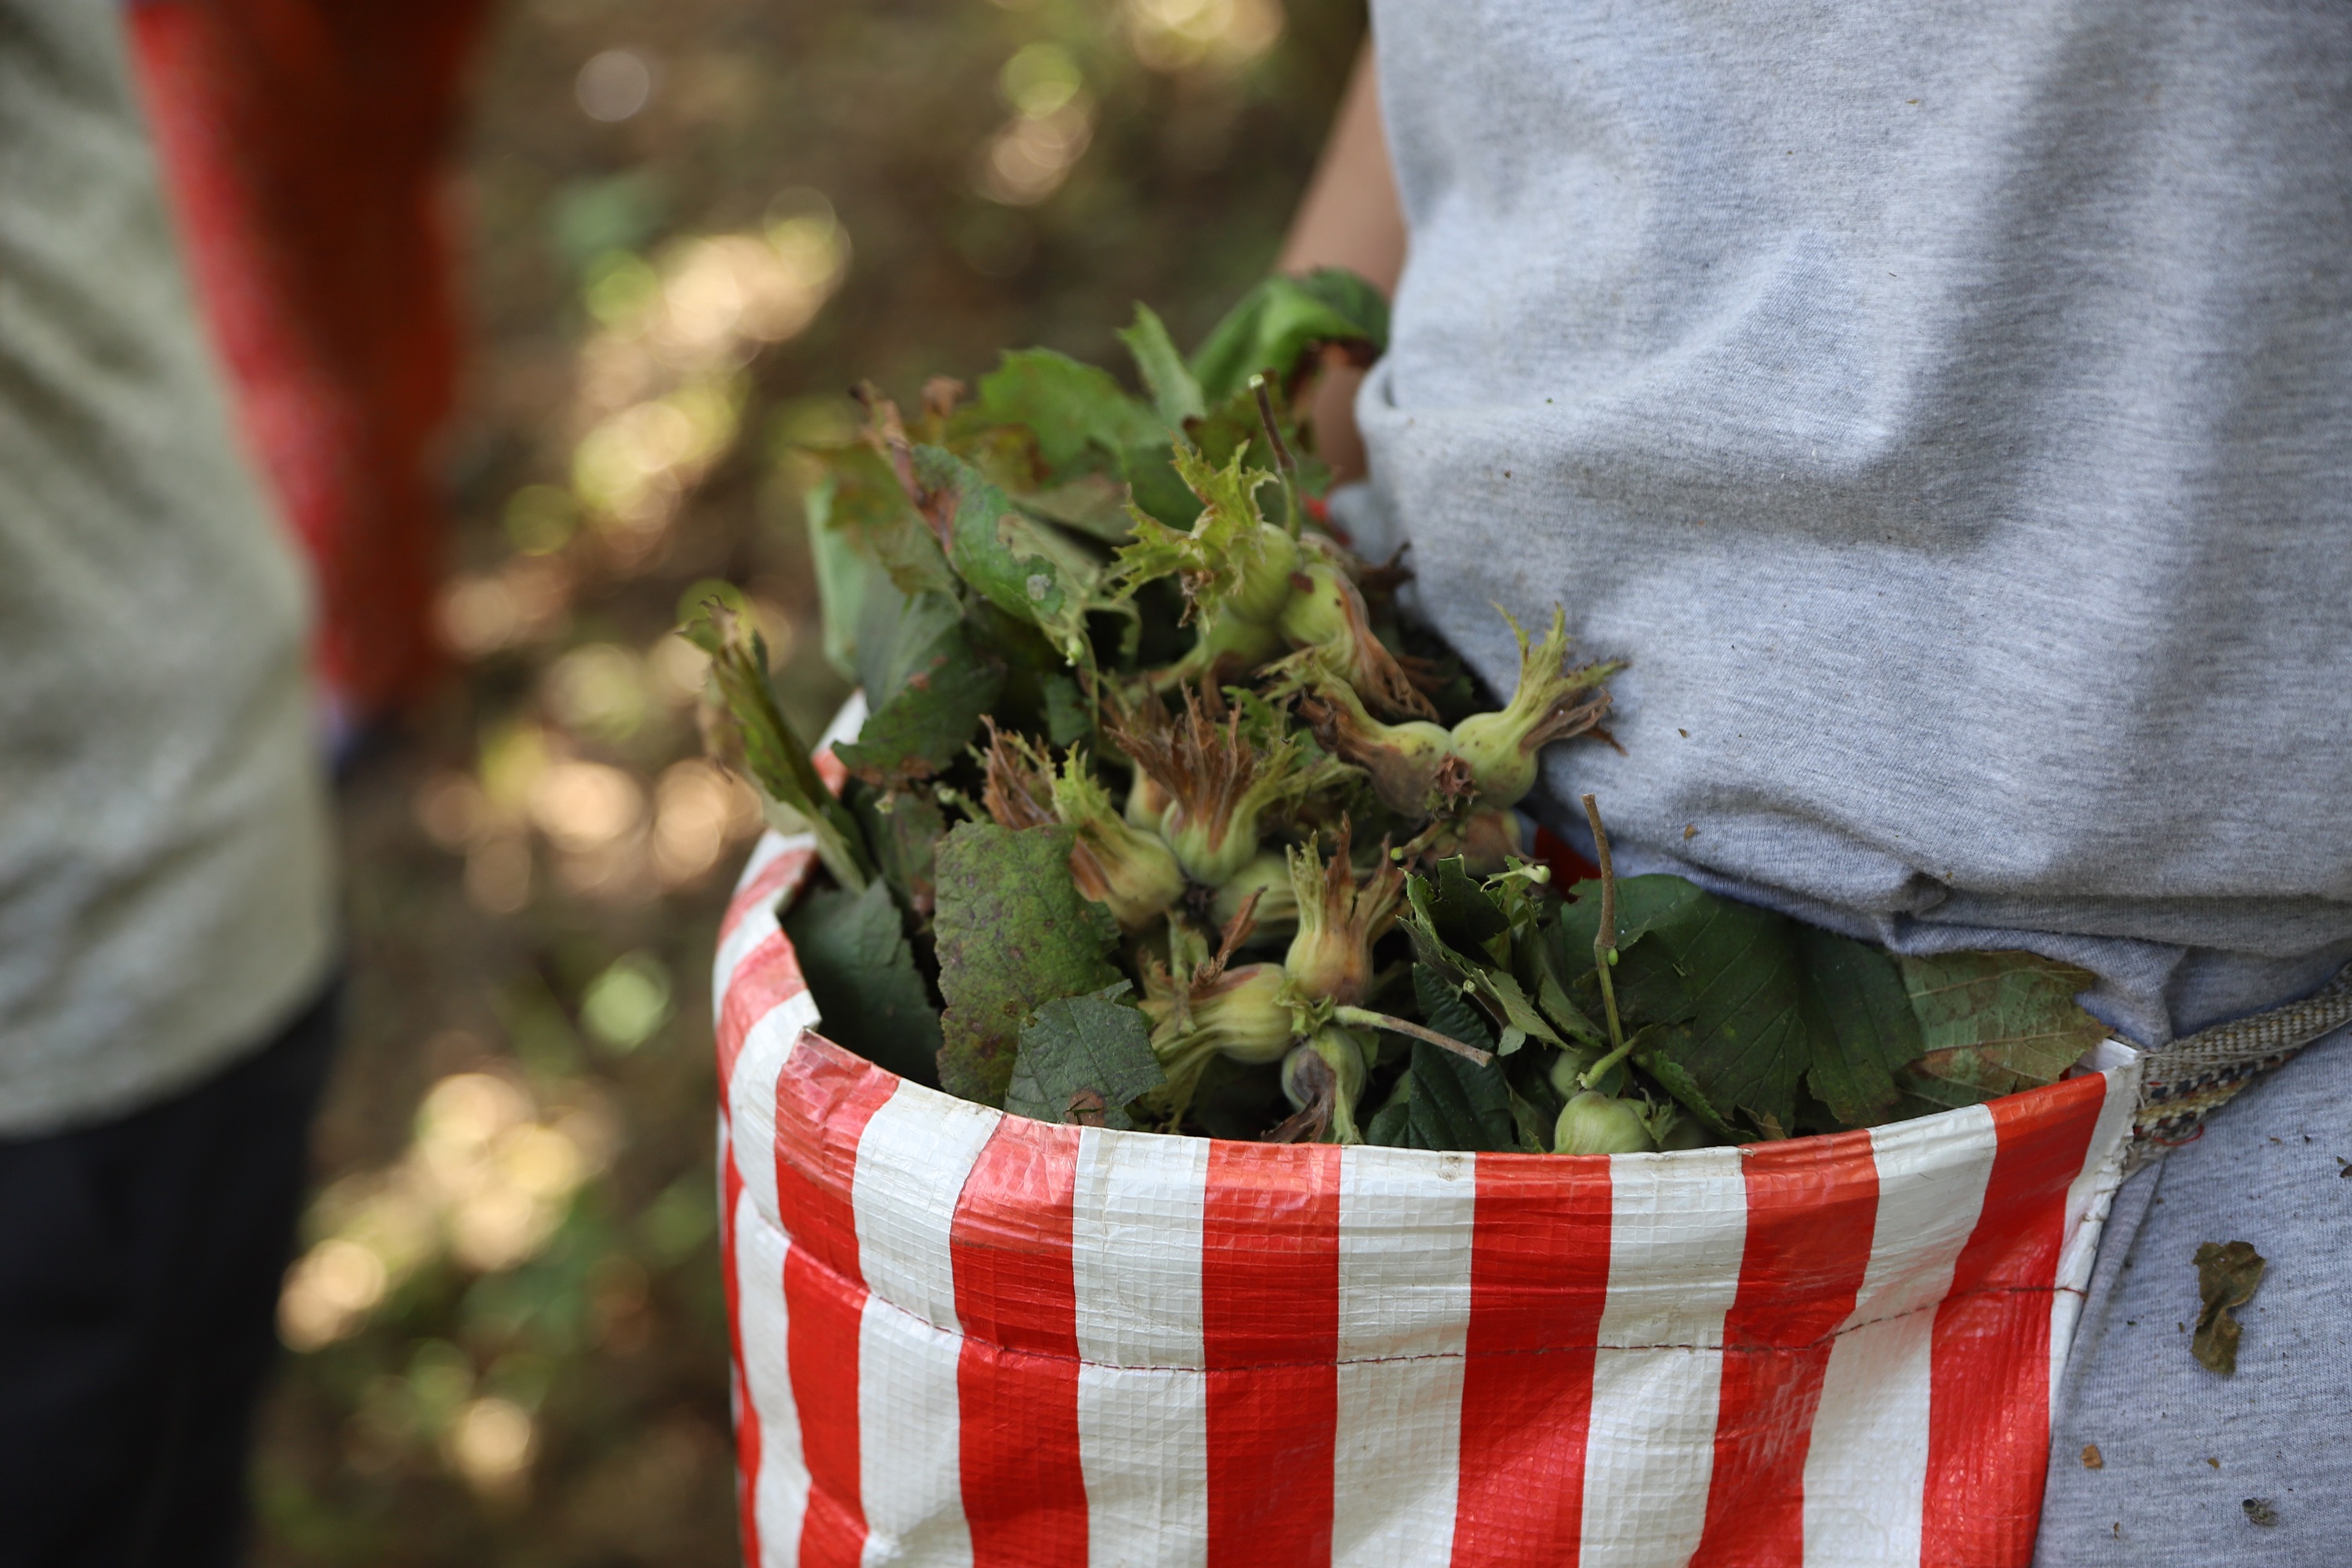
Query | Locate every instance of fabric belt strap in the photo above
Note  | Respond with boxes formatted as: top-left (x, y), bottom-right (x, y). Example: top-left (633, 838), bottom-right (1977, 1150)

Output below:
top-left (2129, 964), bottom-right (2352, 1163)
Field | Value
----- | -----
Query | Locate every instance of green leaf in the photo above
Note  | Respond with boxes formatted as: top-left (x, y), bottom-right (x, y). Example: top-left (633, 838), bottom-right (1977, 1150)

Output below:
top-left (932, 822), bottom-right (1123, 1106)
top-left (913, 445), bottom-right (1098, 668)
top-left (1363, 1076), bottom-right (1414, 1147)
top-left (1004, 985), bottom-right (1167, 1129)
top-left (1041, 672), bottom-right (1092, 746)
top-left (782, 880), bottom-right (942, 1087)
top-left (976, 348), bottom-right (1163, 475)
top-left (832, 609), bottom-right (1005, 789)
top-left (1405, 1040), bottom-right (1519, 1152)
top-left (1516, 933), bottom-right (1605, 1048)
top-left (681, 600), bottom-right (872, 891)
top-left (1508, 1091), bottom-right (1553, 1153)
top-left (804, 481), bottom-right (873, 683)
top-left (1798, 927), bottom-right (1923, 1126)
top-left (1893, 950), bottom-right (2107, 1109)
top-left (1610, 886), bottom-right (1812, 1134)
top-left (1632, 1032), bottom-right (1741, 1140)
top-left (1414, 963), bottom-right (1495, 1054)
top-left (1553, 873), bottom-right (1712, 959)
top-left (1017, 470), bottom-right (1135, 543)
top-left (853, 588), bottom-right (958, 708)
top-left (1188, 269), bottom-right (1390, 408)
top-left (1118, 303), bottom-right (1207, 428)
top-left (1424, 858), bottom-right (1510, 960)
top-left (1399, 879), bottom-right (1562, 1054)
top-left (799, 443), bottom-right (957, 598)
top-left (848, 783), bottom-right (946, 927)
top-left (1402, 967), bottom-right (1518, 1152)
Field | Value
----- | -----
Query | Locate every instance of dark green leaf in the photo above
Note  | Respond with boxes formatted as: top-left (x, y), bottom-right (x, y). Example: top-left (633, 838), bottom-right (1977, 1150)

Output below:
top-left (1517, 933), bottom-right (1605, 1048)
top-left (1553, 873), bottom-right (1712, 959)
top-left (1005, 986), bottom-right (1166, 1128)
top-left (1425, 858), bottom-right (1510, 960)
top-left (832, 609), bottom-right (1004, 789)
top-left (1632, 1032), bottom-right (1740, 1140)
top-left (1414, 962), bottom-right (1495, 1053)
top-left (1041, 673), bottom-right (1091, 746)
top-left (932, 822), bottom-right (1122, 1106)
top-left (1893, 950), bottom-right (2108, 1109)
top-left (1400, 967), bottom-right (1518, 1152)
top-left (976, 348), bottom-right (1162, 475)
top-left (1610, 886), bottom-right (1811, 1134)
top-left (1400, 880), bottom-right (1562, 1054)
top-left (1363, 1076), bottom-right (1414, 1148)
top-left (1118, 303), bottom-right (1206, 428)
top-left (1799, 926), bottom-right (1924, 1126)
top-left (1508, 1091), bottom-right (1552, 1153)
top-left (848, 783), bottom-right (946, 927)
top-left (782, 881), bottom-right (941, 1087)
top-left (1405, 1039), bottom-right (1519, 1152)
top-left (1188, 270), bottom-right (1389, 408)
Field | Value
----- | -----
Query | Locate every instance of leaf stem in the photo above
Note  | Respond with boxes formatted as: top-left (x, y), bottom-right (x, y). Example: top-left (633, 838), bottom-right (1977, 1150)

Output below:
top-left (1249, 373), bottom-right (1305, 538)
top-left (1579, 792), bottom-right (1628, 1087)
top-left (1333, 1005), bottom-right (1495, 1065)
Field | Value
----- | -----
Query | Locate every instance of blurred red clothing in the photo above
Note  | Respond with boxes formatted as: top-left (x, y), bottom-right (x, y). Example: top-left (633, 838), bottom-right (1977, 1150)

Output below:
top-left (129, 0), bottom-right (489, 724)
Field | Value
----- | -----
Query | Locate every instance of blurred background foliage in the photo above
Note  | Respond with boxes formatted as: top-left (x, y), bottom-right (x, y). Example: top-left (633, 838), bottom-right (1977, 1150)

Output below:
top-left (253, 0), bottom-right (1363, 1562)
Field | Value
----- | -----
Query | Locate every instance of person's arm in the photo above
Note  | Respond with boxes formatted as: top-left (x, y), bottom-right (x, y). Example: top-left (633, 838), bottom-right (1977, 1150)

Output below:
top-left (1278, 39), bottom-right (1404, 484)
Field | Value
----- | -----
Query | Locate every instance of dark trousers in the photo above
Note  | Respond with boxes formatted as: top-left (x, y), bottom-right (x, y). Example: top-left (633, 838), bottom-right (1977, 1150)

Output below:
top-left (0, 984), bottom-right (340, 1568)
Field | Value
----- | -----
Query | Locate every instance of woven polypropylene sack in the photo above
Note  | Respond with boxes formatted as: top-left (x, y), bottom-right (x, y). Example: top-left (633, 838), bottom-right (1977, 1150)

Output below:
top-left (714, 829), bottom-right (2140, 1568)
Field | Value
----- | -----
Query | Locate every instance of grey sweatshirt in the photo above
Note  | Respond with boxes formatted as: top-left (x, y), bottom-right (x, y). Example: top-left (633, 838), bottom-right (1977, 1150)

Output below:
top-left (1356, 0), bottom-right (2352, 1044)
top-left (0, 0), bottom-right (334, 1134)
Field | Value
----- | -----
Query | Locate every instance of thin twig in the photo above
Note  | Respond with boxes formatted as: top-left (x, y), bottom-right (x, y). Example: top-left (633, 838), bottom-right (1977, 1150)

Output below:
top-left (1579, 792), bottom-right (1632, 1086)
top-left (1333, 1005), bottom-right (1495, 1065)
top-left (1249, 373), bottom-right (1304, 537)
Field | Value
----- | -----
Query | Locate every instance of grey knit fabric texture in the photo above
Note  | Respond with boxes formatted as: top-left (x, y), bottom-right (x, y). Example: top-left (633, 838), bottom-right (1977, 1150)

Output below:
top-left (1356, 0), bottom-right (2352, 1047)
top-left (2037, 1026), bottom-right (2352, 1562)
top-left (0, 0), bottom-right (333, 1133)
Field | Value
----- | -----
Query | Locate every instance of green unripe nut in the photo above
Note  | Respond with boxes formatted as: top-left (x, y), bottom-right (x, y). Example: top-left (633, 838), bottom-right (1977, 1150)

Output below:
top-left (1554, 1091), bottom-right (1657, 1156)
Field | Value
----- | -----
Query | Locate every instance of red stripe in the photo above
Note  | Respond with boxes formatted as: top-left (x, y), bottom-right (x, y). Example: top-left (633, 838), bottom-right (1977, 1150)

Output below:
top-left (719, 1130), bottom-right (763, 1568)
top-left (1921, 1078), bottom-right (2108, 1567)
top-left (771, 1038), bottom-right (897, 1568)
top-left (721, 843), bottom-right (815, 946)
top-left (1200, 1140), bottom-right (1341, 1568)
top-left (787, 1245), bottom-right (871, 1568)
top-left (1449, 1153), bottom-right (1614, 1566)
top-left (953, 1117), bottom-right (1087, 1568)
top-left (815, 746), bottom-right (850, 795)
top-left (716, 931), bottom-right (809, 1092)
top-left (1693, 1132), bottom-right (1880, 1566)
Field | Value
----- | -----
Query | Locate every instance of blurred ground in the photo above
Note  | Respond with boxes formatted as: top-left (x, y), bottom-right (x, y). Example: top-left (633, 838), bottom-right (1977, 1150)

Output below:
top-left (249, 1), bottom-right (1362, 1563)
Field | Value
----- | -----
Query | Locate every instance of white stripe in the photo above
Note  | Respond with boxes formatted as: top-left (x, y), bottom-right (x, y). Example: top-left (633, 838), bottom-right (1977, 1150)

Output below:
top-left (1801, 1105), bottom-right (1999, 1568)
top-left (1579, 1146), bottom-right (1749, 1568)
top-left (851, 1087), bottom-right (997, 1567)
top-left (2048, 1055), bottom-right (2142, 1412)
top-left (1331, 1145), bottom-right (1476, 1568)
top-left (715, 832), bottom-right (813, 1011)
top-left (1071, 1127), bottom-right (1210, 1568)
top-left (815, 690), bottom-right (872, 755)
top-left (726, 992), bottom-right (822, 1230)
top-left (735, 1190), bottom-right (810, 1566)
top-left (857, 1296), bottom-right (975, 1567)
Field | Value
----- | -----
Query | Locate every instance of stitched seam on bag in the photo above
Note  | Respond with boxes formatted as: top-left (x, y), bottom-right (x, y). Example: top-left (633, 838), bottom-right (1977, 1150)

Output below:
top-left (739, 1206), bottom-right (2083, 1372)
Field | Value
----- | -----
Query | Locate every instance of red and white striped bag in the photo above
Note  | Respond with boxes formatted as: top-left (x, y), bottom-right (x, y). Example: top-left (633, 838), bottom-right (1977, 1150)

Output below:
top-left (715, 828), bottom-right (2141, 1568)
